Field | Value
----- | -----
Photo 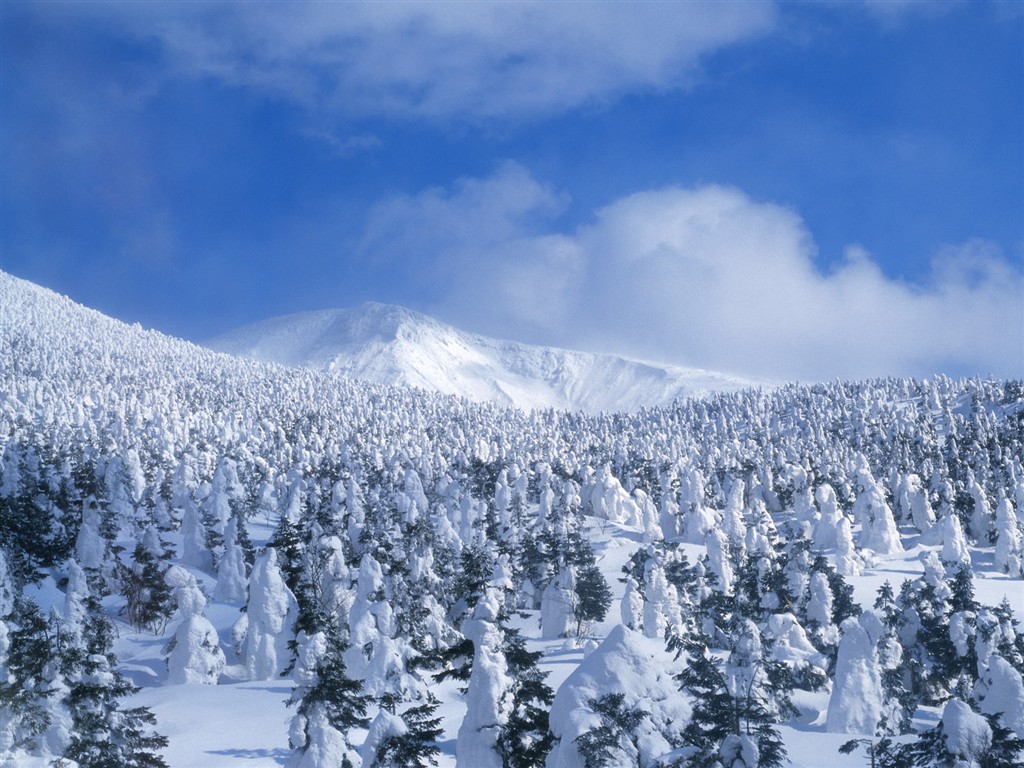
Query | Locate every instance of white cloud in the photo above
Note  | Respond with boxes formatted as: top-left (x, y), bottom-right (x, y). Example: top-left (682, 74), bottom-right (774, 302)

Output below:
top-left (55, 1), bottom-right (776, 119)
top-left (361, 164), bottom-right (1024, 381)
top-left (359, 162), bottom-right (582, 335)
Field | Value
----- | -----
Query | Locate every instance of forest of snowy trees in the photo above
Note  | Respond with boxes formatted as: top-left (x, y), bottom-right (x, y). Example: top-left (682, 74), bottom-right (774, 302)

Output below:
top-left (1, 270), bottom-right (1023, 768)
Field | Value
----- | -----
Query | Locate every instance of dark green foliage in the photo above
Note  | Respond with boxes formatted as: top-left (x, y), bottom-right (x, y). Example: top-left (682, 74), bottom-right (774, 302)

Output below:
top-left (372, 693), bottom-right (444, 768)
top-left (979, 713), bottom-right (1024, 768)
top-left (271, 515), bottom-right (323, 674)
top-left (572, 562), bottom-right (612, 636)
top-left (674, 631), bottom-right (790, 768)
top-left (733, 556), bottom-right (763, 622)
top-left (425, 636), bottom-right (474, 685)
top-left (0, 486), bottom-right (61, 584)
top-left (950, 563), bottom-right (978, 614)
top-left (451, 544), bottom-right (496, 619)
top-left (887, 704), bottom-right (1024, 768)
top-left (0, 597), bottom-right (53, 752)
top-left (562, 530), bottom-right (596, 569)
top-left (465, 457), bottom-right (502, 500)
top-left (662, 553), bottom-right (706, 638)
top-left (287, 623), bottom-right (372, 752)
top-left (675, 639), bottom-right (734, 761)
top-left (893, 714), bottom-right (953, 768)
top-left (269, 516), bottom-right (306, 595)
top-left (838, 737), bottom-right (907, 768)
top-left (873, 582), bottom-right (916, 734)
top-left (573, 692), bottom-right (647, 768)
top-left (232, 505), bottom-right (257, 566)
top-left (821, 557), bottom-right (862, 627)
top-left (63, 608), bottom-right (168, 768)
top-left (496, 629), bottom-right (555, 768)
top-left (291, 538), bottom-right (338, 647)
top-left (694, 576), bottom-right (732, 649)
top-left (65, 699), bottom-right (169, 768)
top-left (989, 598), bottom-right (1024, 667)
top-left (620, 547), bottom-right (651, 596)
top-left (518, 529), bottom-right (550, 603)
top-left (899, 573), bottom-right (964, 704)
top-left (119, 541), bottom-right (174, 634)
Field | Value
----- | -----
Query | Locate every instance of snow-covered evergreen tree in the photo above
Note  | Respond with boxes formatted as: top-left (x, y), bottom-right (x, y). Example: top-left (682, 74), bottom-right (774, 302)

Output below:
top-left (214, 514), bottom-right (251, 602)
top-left (287, 624), bottom-right (372, 768)
top-left (362, 693), bottom-right (443, 768)
top-left (62, 599), bottom-right (169, 768)
top-left (826, 611), bottom-right (887, 735)
top-left (456, 588), bottom-right (508, 768)
top-left (238, 546), bottom-right (299, 680)
top-left (573, 692), bottom-right (647, 768)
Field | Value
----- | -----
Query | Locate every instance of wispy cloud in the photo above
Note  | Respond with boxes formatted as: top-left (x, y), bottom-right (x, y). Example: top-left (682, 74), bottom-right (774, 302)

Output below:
top-left (43, 2), bottom-right (776, 120)
top-left (859, 0), bottom-right (961, 27)
top-left (360, 164), bottom-right (1023, 381)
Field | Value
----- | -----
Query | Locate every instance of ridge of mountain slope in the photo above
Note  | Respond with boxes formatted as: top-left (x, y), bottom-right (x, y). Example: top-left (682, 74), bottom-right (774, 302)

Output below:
top-left (205, 303), bottom-right (762, 413)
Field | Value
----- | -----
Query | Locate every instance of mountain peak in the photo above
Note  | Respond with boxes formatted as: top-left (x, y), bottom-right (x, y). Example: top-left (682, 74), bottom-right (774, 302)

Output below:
top-left (206, 303), bottom-right (761, 413)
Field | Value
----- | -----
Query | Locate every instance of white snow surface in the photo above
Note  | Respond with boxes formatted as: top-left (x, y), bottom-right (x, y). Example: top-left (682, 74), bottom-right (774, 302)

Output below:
top-left (205, 303), bottom-right (761, 413)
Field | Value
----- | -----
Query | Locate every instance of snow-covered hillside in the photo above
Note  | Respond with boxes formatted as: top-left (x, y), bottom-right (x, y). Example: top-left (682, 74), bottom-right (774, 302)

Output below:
top-left (206, 303), bottom-right (760, 413)
top-left (2, 269), bottom-right (1023, 768)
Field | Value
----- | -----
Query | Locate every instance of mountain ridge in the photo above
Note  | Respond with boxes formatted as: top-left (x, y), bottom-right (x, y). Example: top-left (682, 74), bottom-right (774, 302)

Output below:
top-left (205, 302), bottom-right (763, 413)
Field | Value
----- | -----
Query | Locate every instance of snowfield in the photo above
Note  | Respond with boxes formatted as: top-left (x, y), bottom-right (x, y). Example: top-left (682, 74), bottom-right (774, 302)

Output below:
top-left (1, 270), bottom-right (1022, 768)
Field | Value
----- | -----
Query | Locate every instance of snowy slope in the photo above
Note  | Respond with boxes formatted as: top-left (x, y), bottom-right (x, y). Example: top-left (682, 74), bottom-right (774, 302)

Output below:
top-left (205, 303), bottom-right (761, 413)
top-left (3, 270), bottom-right (1023, 768)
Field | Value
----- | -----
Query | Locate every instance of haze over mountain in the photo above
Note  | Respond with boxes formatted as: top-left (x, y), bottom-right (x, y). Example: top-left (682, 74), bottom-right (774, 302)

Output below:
top-left (206, 304), bottom-right (761, 413)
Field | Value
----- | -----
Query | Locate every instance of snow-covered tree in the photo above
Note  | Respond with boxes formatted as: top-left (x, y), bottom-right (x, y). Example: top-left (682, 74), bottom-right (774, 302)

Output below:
top-left (456, 589), bottom-right (508, 768)
top-left (675, 627), bottom-right (789, 768)
top-left (0, 595), bottom-right (52, 756)
top-left (62, 600), bottom-right (169, 768)
top-left (120, 527), bottom-right (174, 634)
top-left (164, 569), bottom-right (224, 686)
top-left (214, 514), bottom-right (251, 602)
top-left (993, 494), bottom-right (1023, 576)
top-left (573, 692), bottom-right (647, 768)
top-left (826, 612), bottom-right (886, 735)
top-left (287, 625), bottom-right (372, 768)
top-left (851, 457), bottom-right (903, 555)
top-left (495, 629), bottom-right (554, 768)
top-left (362, 693), bottom-right (443, 768)
top-left (237, 546), bottom-right (299, 680)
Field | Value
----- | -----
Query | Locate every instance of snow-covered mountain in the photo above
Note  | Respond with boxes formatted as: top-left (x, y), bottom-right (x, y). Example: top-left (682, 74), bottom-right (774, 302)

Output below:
top-left (3, 269), bottom-right (1024, 768)
top-left (206, 303), bottom-right (760, 413)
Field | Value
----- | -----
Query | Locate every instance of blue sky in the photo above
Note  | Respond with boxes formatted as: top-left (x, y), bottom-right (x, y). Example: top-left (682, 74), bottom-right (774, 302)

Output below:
top-left (2, 1), bottom-right (1021, 380)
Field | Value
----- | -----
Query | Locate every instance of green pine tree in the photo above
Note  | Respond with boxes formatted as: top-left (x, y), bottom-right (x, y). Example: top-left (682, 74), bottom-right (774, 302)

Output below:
top-left (574, 692), bottom-right (646, 768)
top-left (63, 607), bottom-right (168, 768)
top-left (572, 562), bottom-right (612, 637)
top-left (287, 622), bottom-right (372, 766)
top-left (0, 596), bottom-right (53, 753)
top-left (372, 693), bottom-right (444, 768)
top-left (496, 629), bottom-right (555, 768)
